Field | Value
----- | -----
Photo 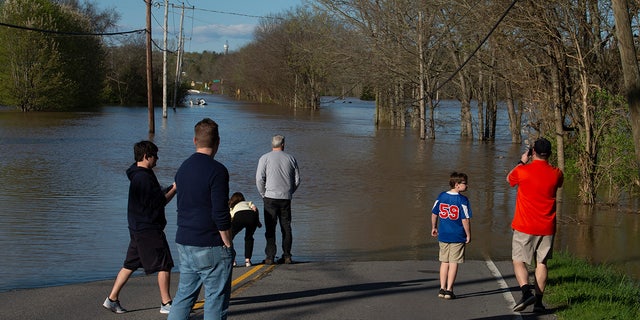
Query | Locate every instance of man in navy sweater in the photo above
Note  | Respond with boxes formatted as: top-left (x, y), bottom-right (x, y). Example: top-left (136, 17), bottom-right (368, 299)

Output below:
top-left (169, 118), bottom-right (235, 320)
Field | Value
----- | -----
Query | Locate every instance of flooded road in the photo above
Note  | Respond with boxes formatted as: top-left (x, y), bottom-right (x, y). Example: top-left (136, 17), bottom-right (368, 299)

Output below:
top-left (0, 95), bottom-right (638, 292)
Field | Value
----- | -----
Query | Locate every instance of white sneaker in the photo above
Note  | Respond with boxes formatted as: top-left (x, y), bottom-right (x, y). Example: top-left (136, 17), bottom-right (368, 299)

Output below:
top-left (160, 301), bottom-right (172, 314)
top-left (103, 297), bottom-right (127, 314)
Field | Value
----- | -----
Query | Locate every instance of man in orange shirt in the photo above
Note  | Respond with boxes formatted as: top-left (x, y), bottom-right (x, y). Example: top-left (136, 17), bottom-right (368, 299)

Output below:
top-left (507, 137), bottom-right (563, 313)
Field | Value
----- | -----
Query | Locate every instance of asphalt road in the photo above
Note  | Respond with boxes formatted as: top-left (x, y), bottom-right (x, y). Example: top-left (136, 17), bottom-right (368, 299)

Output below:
top-left (0, 260), bottom-right (556, 320)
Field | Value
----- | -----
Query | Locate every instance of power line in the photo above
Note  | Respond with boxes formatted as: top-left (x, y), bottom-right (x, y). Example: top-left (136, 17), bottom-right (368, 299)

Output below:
top-left (193, 7), bottom-right (284, 20)
top-left (0, 21), bottom-right (145, 36)
top-left (434, 0), bottom-right (519, 93)
top-left (153, 1), bottom-right (284, 20)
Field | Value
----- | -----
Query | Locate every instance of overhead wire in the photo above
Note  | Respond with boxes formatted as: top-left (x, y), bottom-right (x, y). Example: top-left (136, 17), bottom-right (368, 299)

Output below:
top-left (193, 7), bottom-right (283, 20)
top-left (0, 0), bottom-right (512, 84)
top-left (0, 21), bottom-right (145, 36)
top-left (187, 4), bottom-right (195, 52)
top-left (150, 1), bottom-right (283, 54)
top-left (150, 2), bottom-right (181, 53)
top-left (0, 1), bottom-right (280, 42)
top-left (425, 0), bottom-right (483, 52)
top-left (433, 0), bottom-right (519, 93)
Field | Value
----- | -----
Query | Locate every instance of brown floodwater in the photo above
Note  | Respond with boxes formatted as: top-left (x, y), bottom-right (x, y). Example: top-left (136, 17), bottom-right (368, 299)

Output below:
top-left (0, 95), bottom-right (638, 292)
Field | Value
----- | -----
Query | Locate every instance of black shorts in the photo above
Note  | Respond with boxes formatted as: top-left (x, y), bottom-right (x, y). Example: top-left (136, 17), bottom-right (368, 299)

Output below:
top-left (123, 229), bottom-right (174, 274)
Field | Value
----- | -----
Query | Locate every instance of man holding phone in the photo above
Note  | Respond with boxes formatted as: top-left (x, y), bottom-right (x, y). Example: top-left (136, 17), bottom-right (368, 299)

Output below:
top-left (507, 137), bottom-right (563, 313)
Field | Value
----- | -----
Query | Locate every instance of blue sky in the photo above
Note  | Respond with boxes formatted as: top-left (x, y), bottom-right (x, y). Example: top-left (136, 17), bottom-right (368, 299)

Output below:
top-left (96, 0), bottom-right (306, 53)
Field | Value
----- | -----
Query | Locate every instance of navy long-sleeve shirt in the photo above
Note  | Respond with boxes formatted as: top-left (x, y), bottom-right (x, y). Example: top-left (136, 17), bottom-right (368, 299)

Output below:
top-left (175, 152), bottom-right (231, 247)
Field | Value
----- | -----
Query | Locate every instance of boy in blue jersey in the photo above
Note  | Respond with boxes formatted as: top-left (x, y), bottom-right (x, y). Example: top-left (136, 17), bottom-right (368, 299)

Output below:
top-left (431, 172), bottom-right (472, 300)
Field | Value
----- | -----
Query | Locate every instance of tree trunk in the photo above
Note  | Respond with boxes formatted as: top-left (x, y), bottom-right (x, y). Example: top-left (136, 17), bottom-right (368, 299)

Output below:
top-left (477, 69), bottom-right (485, 141)
top-left (505, 80), bottom-right (521, 143)
top-left (450, 45), bottom-right (473, 138)
top-left (612, 0), bottom-right (640, 178)
top-left (549, 44), bottom-right (566, 173)
top-left (487, 80), bottom-right (497, 141)
top-left (486, 49), bottom-right (497, 141)
top-left (418, 11), bottom-right (426, 140)
top-left (427, 96), bottom-right (436, 139)
top-left (456, 69), bottom-right (473, 138)
top-left (375, 90), bottom-right (380, 127)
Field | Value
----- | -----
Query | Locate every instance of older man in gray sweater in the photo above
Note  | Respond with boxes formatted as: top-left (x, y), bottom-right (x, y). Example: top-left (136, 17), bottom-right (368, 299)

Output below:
top-left (256, 134), bottom-right (300, 265)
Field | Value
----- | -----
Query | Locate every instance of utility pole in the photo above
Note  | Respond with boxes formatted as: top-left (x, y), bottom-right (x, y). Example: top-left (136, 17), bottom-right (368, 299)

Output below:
top-left (162, 0), bottom-right (169, 118)
top-left (172, 3), bottom-right (185, 110)
top-left (146, 0), bottom-right (155, 133)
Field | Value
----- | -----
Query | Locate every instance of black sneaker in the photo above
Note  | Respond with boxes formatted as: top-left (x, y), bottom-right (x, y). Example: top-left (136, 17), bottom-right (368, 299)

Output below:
top-left (533, 304), bottom-right (547, 313)
top-left (443, 290), bottom-right (456, 299)
top-left (277, 257), bottom-right (293, 264)
top-left (438, 288), bottom-right (446, 298)
top-left (513, 292), bottom-right (536, 311)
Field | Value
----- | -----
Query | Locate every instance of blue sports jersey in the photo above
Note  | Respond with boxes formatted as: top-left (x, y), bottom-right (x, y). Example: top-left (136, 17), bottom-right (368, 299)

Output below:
top-left (431, 191), bottom-right (472, 243)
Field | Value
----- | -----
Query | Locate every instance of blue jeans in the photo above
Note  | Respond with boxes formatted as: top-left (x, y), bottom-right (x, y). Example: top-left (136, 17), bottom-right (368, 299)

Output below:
top-left (168, 244), bottom-right (235, 320)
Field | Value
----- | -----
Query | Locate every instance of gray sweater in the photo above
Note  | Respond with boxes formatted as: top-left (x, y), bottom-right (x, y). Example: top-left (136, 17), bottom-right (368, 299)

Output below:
top-left (256, 150), bottom-right (300, 199)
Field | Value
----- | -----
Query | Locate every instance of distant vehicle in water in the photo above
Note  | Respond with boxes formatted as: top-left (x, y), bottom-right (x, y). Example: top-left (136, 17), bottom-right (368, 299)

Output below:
top-left (188, 98), bottom-right (207, 106)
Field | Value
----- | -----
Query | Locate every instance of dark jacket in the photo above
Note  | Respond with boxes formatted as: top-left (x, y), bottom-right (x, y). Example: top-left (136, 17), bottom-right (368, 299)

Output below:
top-left (175, 153), bottom-right (231, 247)
top-left (126, 163), bottom-right (168, 232)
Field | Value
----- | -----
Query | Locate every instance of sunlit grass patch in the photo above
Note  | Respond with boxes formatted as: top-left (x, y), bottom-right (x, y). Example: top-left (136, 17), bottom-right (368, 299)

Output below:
top-left (546, 252), bottom-right (640, 319)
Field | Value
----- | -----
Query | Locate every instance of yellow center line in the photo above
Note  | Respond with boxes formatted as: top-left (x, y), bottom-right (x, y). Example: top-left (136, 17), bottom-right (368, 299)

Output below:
top-left (232, 264), bottom-right (264, 286)
top-left (192, 265), bottom-right (267, 310)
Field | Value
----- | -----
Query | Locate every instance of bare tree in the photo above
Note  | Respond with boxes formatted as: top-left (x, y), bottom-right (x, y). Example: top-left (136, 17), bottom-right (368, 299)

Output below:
top-left (316, 0), bottom-right (449, 139)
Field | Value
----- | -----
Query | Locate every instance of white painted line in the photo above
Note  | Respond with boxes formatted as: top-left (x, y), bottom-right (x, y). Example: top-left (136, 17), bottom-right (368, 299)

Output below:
top-left (484, 259), bottom-right (523, 320)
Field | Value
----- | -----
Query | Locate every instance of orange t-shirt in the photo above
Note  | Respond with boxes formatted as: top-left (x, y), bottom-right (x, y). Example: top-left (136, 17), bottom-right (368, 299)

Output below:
top-left (507, 160), bottom-right (563, 235)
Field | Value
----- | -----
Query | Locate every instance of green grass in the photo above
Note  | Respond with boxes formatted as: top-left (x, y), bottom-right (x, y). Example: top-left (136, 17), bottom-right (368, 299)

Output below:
top-left (545, 251), bottom-right (640, 319)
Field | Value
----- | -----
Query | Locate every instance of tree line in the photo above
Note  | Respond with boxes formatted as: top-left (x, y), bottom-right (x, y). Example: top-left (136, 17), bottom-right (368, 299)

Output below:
top-left (0, 0), bottom-right (189, 111)
top-left (0, 0), bottom-right (638, 205)
top-left (215, 0), bottom-right (639, 205)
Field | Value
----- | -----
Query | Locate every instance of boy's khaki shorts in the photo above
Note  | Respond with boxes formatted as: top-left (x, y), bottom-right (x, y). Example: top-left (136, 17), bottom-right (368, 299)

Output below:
top-left (512, 230), bottom-right (554, 265)
top-left (439, 242), bottom-right (465, 263)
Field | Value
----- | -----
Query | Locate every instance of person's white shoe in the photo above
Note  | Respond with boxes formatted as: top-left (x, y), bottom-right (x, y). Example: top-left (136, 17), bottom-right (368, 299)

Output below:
top-left (103, 297), bottom-right (127, 314)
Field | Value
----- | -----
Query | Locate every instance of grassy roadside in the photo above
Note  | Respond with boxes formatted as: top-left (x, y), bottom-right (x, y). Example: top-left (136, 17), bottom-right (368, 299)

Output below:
top-left (545, 251), bottom-right (640, 319)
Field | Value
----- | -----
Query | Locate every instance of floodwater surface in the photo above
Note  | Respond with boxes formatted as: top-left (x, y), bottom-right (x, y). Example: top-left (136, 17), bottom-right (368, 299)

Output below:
top-left (0, 95), bottom-right (638, 292)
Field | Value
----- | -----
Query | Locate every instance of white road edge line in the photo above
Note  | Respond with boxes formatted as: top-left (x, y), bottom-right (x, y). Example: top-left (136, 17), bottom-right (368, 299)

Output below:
top-left (484, 259), bottom-right (523, 320)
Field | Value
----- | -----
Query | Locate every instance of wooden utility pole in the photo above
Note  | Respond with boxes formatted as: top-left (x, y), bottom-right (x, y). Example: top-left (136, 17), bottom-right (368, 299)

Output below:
top-left (146, 0), bottom-right (155, 133)
top-left (172, 3), bottom-right (185, 110)
top-left (162, 0), bottom-right (169, 118)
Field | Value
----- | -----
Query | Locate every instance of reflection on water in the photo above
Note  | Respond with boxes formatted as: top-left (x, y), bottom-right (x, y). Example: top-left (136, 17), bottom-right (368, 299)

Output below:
top-left (0, 95), bottom-right (638, 292)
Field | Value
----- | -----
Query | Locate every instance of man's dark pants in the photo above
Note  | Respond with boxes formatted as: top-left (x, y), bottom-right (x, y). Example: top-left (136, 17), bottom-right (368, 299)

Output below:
top-left (263, 197), bottom-right (292, 260)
